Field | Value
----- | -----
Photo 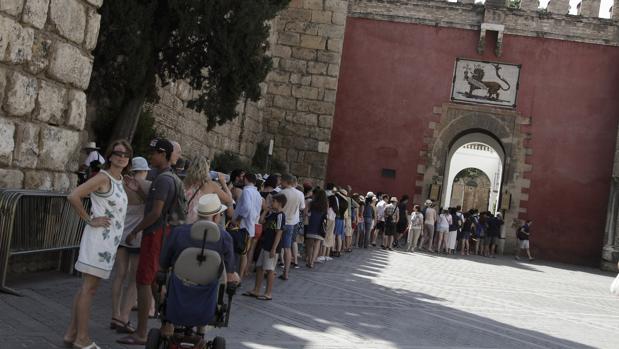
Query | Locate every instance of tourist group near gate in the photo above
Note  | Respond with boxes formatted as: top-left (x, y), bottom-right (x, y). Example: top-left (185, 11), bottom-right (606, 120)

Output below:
top-left (0, 0), bottom-right (618, 348)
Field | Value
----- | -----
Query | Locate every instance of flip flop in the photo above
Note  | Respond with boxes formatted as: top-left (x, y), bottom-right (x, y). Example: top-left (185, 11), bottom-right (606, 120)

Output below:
top-left (73, 342), bottom-right (101, 349)
top-left (116, 336), bottom-right (147, 345)
top-left (257, 295), bottom-right (272, 301)
top-left (278, 275), bottom-right (288, 281)
top-left (63, 339), bottom-right (74, 347)
top-left (109, 317), bottom-right (124, 330)
top-left (241, 291), bottom-right (259, 298)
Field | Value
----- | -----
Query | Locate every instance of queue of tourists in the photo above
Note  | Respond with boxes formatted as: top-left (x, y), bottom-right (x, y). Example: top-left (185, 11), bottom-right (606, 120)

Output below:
top-left (63, 137), bottom-right (534, 349)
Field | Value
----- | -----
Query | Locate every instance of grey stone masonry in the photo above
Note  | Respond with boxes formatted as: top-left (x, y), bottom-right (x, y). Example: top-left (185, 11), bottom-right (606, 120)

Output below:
top-left (260, 0), bottom-right (349, 183)
top-left (580, 0), bottom-right (602, 17)
top-left (0, 0), bottom-right (102, 191)
top-left (547, 0), bottom-right (570, 14)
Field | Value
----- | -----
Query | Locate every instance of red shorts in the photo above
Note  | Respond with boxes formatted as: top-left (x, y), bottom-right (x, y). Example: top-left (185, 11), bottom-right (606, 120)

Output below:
top-left (136, 225), bottom-right (169, 285)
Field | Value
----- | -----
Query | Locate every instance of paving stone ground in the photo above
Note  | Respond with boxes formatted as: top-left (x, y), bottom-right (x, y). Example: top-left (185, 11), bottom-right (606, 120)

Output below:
top-left (1, 248), bottom-right (618, 349)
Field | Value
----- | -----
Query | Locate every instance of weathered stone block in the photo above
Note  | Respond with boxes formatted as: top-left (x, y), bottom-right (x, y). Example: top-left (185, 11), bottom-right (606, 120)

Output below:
top-left (4, 71), bottom-right (37, 116)
top-left (278, 31), bottom-right (300, 46)
top-left (297, 99), bottom-right (335, 114)
top-left (273, 95), bottom-right (297, 110)
top-left (290, 161), bottom-right (310, 177)
top-left (49, 0), bottom-right (86, 44)
top-left (279, 7), bottom-right (312, 22)
top-left (12, 121), bottom-right (39, 168)
top-left (327, 63), bottom-right (340, 77)
top-left (84, 7), bottom-right (101, 50)
top-left (279, 58), bottom-right (307, 73)
top-left (22, 0), bottom-right (49, 29)
top-left (36, 80), bottom-right (67, 124)
top-left (267, 70), bottom-right (290, 83)
top-left (317, 51), bottom-right (341, 64)
top-left (0, 118), bottom-right (16, 165)
top-left (38, 125), bottom-right (79, 170)
top-left (0, 67), bottom-right (6, 106)
top-left (0, 168), bottom-right (23, 188)
top-left (307, 61), bottom-right (327, 75)
top-left (271, 44), bottom-right (292, 58)
top-left (327, 38), bottom-right (343, 52)
top-left (290, 112), bottom-right (318, 126)
top-left (285, 21), bottom-right (319, 35)
top-left (318, 114), bottom-right (333, 128)
top-left (53, 172), bottom-right (70, 191)
top-left (290, 73), bottom-right (312, 86)
top-left (304, 0), bottom-right (323, 10)
top-left (325, 0), bottom-right (348, 11)
top-left (66, 89), bottom-right (86, 130)
top-left (311, 75), bottom-right (338, 89)
top-left (0, 15), bottom-right (34, 63)
top-left (519, 0), bottom-right (539, 10)
top-left (25, 35), bottom-right (50, 74)
top-left (332, 11), bottom-right (346, 25)
top-left (0, 0), bottom-right (24, 16)
top-left (291, 47), bottom-right (317, 60)
top-left (317, 23), bottom-right (344, 37)
top-left (85, 0), bottom-right (103, 8)
top-left (311, 10), bottom-right (332, 23)
top-left (292, 85), bottom-right (319, 100)
top-left (24, 170), bottom-right (53, 189)
top-left (268, 81), bottom-right (291, 96)
top-left (547, 0), bottom-right (569, 14)
top-left (318, 141), bottom-right (330, 153)
top-left (176, 81), bottom-right (192, 101)
top-left (300, 34), bottom-right (326, 49)
top-left (48, 41), bottom-right (93, 89)
top-left (323, 89), bottom-right (337, 102)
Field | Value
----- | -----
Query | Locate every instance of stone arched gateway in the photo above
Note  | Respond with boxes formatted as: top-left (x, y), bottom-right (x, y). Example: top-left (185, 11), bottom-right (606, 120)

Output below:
top-left (417, 103), bottom-right (532, 250)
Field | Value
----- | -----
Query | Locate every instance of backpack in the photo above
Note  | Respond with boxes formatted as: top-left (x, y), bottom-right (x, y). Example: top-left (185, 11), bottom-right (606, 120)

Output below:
top-left (159, 171), bottom-right (188, 226)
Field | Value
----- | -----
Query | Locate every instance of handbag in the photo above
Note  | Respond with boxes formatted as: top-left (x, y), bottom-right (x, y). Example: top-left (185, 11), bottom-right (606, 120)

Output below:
top-left (611, 273), bottom-right (619, 296)
top-left (226, 225), bottom-right (250, 255)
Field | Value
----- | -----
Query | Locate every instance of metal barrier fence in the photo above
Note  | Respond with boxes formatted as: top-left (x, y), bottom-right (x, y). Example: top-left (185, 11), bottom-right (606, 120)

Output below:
top-left (0, 189), bottom-right (89, 296)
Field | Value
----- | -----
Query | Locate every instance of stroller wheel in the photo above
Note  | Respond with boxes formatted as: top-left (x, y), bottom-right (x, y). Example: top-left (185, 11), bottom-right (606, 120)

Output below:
top-left (211, 336), bottom-right (225, 349)
top-left (145, 328), bottom-right (162, 349)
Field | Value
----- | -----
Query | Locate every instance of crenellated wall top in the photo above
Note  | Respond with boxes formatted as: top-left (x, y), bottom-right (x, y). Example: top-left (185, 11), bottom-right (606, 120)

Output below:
top-left (349, 0), bottom-right (619, 46)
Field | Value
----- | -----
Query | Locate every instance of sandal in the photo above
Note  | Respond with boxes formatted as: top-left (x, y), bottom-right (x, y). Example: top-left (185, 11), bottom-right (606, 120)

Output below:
top-left (109, 317), bottom-right (124, 330)
top-left (242, 291), bottom-right (259, 298)
top-left (257, 295), bottom-right (272, 301)
top-left (115, 321), bottom-right (136, 334)
top-left (116, 336), bottom-right (147, 345)
top-left (278, 274), bottom-right (288, 281)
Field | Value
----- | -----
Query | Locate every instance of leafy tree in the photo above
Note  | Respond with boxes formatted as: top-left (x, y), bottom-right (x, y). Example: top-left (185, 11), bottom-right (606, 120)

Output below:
top-left (89, 0), bottom-right (289, 147)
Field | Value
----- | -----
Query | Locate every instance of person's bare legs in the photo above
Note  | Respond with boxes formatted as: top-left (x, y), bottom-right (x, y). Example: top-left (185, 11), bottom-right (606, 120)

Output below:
top-left (305, 240), bottom-right (313, 265)
top-left (283, 247), bottom-right (291, 278)
top-left (241, 239), bottom-right (256, 279)
top-left (63, 290), bottom-right (80, 343)
top-left (251, 266), bottom-right (264, 295)
top-left (526, 248), bottom-right (534, 260)
top-left (264, 270), bottom-right (275, 298)
top-left (312, 240), bottom-right (322, 265)
top-left (68, 274), bottom-right (101, 347)
top-left (292, 241), bottom-right (299, 265)
top-left (111, 248), bottom-right (129, 323)
top-left (118, 253), bottom-right (139, 324)
top-left (131, 284), bottom-right (151, 342)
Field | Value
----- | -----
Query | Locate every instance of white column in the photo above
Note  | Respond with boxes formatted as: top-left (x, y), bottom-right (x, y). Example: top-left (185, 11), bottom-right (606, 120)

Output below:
top-left (580, 0), bottom-right (601, 16)
top-left (520, 0), bottom-right (540, 10)
top-left (547, 0), bottom-right (570, 14)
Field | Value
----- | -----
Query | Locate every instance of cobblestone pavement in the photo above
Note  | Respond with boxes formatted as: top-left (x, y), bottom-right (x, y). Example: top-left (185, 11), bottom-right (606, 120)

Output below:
top-left (1, 248), bottom-right (618, 348)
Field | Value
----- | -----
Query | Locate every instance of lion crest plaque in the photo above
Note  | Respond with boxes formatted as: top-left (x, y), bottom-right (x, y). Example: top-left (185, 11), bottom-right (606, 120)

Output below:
top-left (451, 58), bottom-right (521, 108)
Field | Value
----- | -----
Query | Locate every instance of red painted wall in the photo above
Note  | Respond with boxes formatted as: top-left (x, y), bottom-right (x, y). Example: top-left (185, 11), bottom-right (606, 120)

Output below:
top-left (327, 18), bottom-right (619, 266)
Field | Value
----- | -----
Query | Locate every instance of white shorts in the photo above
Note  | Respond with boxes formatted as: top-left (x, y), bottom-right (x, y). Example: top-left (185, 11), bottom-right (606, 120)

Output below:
top-left (519, 240), bottom-right (530, 249)
top-left (256, 249), bottom-right (277, 271)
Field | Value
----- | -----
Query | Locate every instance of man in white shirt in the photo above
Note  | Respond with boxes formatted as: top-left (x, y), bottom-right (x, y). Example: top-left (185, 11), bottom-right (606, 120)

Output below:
top-left (280, 174), bottom-right (305, 280)
top-left (80, 142), bottom-right (105, 174)
top-left (232, 173), bottom-right (263, 280)
top-left (372, 194), bottom-right (388, 247)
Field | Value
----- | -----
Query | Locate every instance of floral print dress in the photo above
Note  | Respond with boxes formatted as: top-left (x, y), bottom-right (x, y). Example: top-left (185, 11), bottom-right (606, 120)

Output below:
top-left (75, 170), bottom-right (128, 279)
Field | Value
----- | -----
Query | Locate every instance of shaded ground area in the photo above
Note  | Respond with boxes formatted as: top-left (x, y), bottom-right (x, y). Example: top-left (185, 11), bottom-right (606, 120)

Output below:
top-left (1, 248), bottom-right (617, 348)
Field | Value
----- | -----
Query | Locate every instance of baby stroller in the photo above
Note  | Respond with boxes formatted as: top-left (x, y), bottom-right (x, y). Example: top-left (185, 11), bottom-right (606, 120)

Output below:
top-left (146, 221), bottom-right (236, 349)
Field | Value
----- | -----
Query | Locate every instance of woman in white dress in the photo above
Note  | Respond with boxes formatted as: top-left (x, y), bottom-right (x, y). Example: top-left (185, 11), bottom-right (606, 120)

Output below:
top-left (63, 140), bottom-right (132, 349)
top-left (110, 157), bottom-right (151, 334)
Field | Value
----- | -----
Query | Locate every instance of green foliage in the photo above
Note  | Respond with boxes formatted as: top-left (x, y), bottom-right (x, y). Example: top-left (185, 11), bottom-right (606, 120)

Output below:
top-left (508, 0), bottom-right (521, 9)
top-left (89, 0), bottom-right (289, 146)
top-left (251, 142), bottom-right (286, 174)
top-left (210, 151), bottom-right (248, 174)
top-left (131, 110), bottom-right (158, 157)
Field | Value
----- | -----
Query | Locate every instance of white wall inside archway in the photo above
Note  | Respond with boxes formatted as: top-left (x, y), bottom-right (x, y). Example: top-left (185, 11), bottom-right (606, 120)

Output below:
top-left (441, 132), bottom-right (504, 212)
top-left (444, 143), bottom-right (502, 212)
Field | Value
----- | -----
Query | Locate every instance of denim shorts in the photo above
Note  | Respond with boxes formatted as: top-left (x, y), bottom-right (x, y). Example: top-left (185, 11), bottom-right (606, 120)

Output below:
top-left (282, 224), bottom-right (295, 249)
top-left (334, 218), bottom-right (345, 238)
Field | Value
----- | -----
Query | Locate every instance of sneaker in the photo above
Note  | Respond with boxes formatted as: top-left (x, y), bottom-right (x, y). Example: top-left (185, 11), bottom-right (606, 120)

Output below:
top-left (528, 257), bottom-right (535, 262)
top-left (325, 256), bottom-right (333, 261)
top-left (316, 256), bottom-right (325, 262)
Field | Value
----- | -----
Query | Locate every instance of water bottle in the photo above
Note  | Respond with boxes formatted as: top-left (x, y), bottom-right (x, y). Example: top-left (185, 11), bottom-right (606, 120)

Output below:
top-left (210, 170), bottom-right (230, 183)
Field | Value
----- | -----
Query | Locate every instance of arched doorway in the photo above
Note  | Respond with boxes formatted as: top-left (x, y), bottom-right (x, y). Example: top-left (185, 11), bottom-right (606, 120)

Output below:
top-left (442, 137), bottom-right (504, 212)
top-left (416, 103), bottom-right (529, 252)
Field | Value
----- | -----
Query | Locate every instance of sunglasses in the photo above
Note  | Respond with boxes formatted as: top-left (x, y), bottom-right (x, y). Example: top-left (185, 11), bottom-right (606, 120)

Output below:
top-left (112, 151), bottom-right (131, 158)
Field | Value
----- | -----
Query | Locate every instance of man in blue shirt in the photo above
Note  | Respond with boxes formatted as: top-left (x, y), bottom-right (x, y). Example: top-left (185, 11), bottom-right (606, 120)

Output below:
top-left (232, 173), bottom-right (263, 280)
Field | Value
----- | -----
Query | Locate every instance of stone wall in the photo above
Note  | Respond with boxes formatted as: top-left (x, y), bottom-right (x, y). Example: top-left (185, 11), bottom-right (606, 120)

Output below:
top-left (0, 0), bottom-right (102, 191)
top-left (259, 0), bottom-right (349, 184)
top-left (149, 81), bottom-right (264, 162)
